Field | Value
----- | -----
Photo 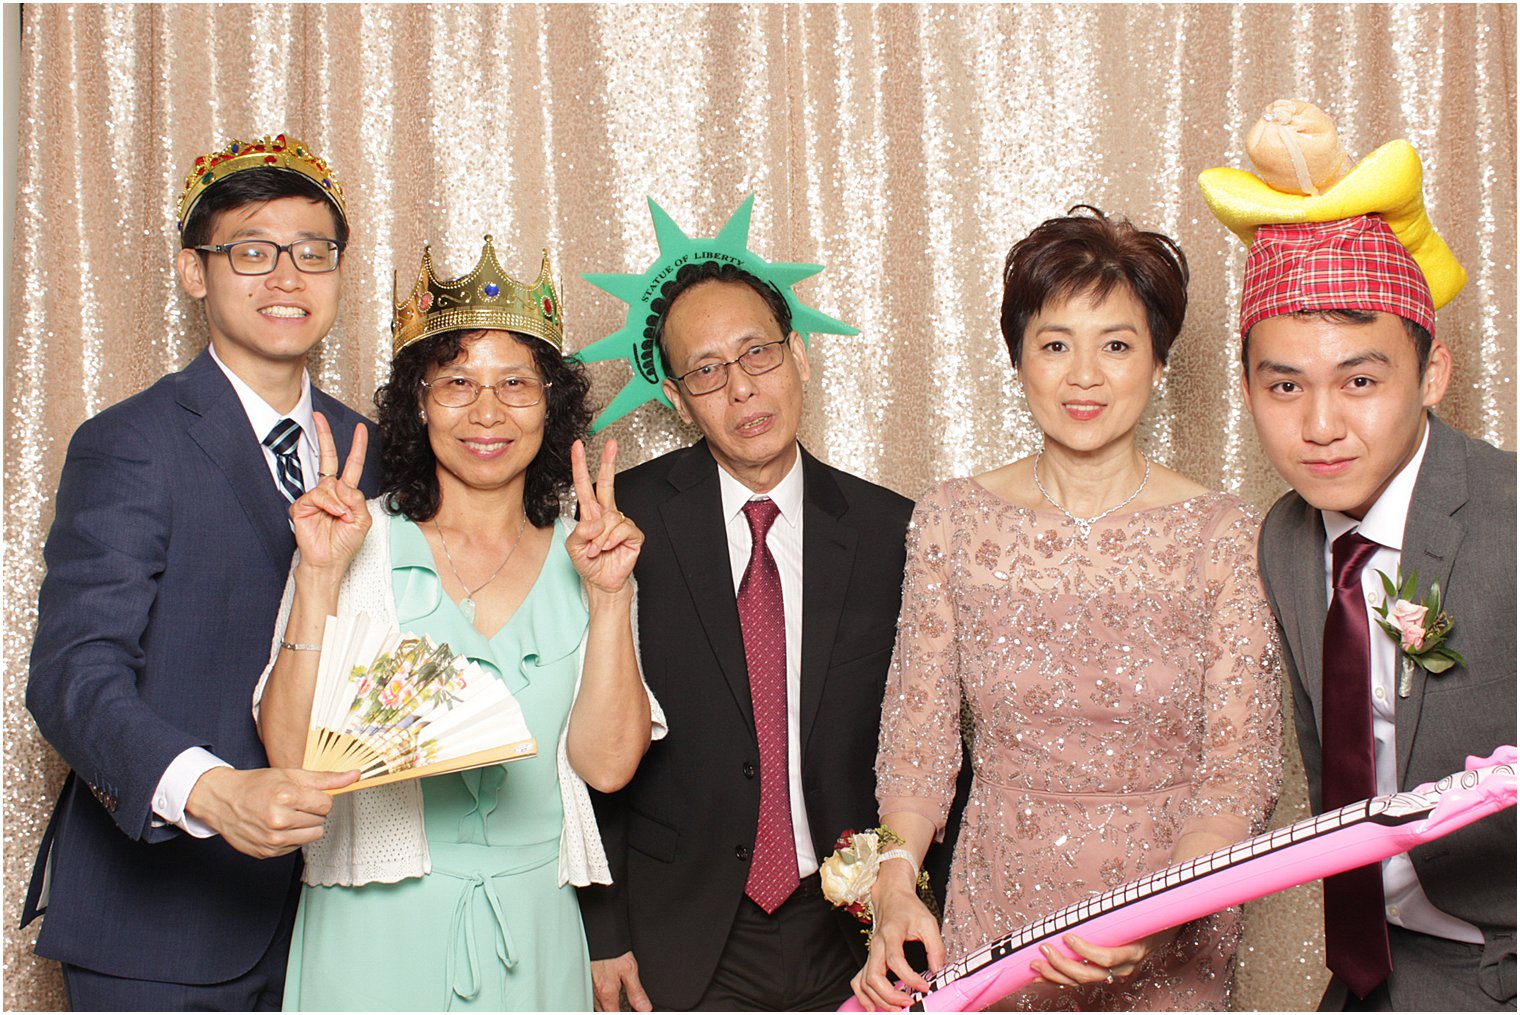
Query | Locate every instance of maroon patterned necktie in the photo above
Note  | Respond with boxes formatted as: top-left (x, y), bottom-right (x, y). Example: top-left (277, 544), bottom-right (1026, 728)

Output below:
top-left (738, 498), bottom-right (799, 913)
top-left (1321, 529), bottom-right (1392, 998)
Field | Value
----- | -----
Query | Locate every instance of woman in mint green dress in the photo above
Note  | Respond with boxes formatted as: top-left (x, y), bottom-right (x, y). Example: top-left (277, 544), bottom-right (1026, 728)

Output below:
top-left (256, 240), bottom-right (661, 1010)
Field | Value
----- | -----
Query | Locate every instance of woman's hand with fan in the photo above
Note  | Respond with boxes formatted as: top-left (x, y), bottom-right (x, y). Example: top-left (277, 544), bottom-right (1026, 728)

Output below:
top-left (260, 410), bottom-right (371, 769)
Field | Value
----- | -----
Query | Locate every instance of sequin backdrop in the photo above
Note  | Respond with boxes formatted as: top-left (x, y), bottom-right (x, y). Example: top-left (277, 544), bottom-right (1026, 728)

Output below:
top-left (4, 5), bottom-right (1514, 1010)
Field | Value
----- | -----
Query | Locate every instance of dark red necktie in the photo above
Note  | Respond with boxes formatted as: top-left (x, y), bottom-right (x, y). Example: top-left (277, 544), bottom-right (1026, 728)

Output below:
top-left (738, 498), bottom-right (798, 913)
top-left (1321, 530), bottom-right (1392, 998)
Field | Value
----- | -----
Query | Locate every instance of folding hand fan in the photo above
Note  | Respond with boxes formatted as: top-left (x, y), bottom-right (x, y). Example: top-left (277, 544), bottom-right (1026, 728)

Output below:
top-left (304, 613), bottom-right (537, 794)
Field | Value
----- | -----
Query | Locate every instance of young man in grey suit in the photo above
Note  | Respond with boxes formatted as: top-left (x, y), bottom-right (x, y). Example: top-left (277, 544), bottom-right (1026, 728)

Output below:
top-left (578, 253), bottom-right (924, 1010)
top-left (1231, 208), bottom-right (1516, 1009)
top-left (22, 135), bottom-right (381, 1010)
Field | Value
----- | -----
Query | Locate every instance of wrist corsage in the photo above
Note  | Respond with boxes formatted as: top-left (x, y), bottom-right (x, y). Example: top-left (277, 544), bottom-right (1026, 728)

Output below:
top-left (820, 825), bottom-right (937, 944)
top-left (1373, 569), bottom-right (1464, 694)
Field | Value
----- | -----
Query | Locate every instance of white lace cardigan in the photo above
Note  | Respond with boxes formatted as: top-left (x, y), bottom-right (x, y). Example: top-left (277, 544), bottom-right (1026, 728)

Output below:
top-left (252, 499), bottom-right (667, 889)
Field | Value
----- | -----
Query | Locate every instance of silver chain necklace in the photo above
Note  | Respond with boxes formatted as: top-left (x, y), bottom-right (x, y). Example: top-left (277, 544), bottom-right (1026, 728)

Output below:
top-left (433, 514), bottom-right (529, 623)
top-left (1032, 451), bottom-right (1151, 543)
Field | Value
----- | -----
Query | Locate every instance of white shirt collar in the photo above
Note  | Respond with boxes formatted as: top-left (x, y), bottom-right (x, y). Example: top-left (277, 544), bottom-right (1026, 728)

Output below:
top-left (208, 343), bottom-right (317, 454)
top-left (1321, 417), bottom-right (1430, 550)
top-left (717, 446), bottom-right (804, 530)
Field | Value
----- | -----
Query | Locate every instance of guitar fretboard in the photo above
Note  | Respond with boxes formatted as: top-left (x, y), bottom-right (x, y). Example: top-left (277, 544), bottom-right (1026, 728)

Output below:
top-left (912, 765), bottom-right (1496, 1002)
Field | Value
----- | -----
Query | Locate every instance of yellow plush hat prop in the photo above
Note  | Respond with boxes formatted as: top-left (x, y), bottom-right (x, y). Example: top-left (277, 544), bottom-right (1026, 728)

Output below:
top-left (1199, 101), bottom-right (1465, 311)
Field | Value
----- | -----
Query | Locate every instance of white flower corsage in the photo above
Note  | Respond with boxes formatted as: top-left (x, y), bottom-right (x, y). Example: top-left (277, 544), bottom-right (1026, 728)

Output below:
top-left (821, 825), bottom-right (936, 944)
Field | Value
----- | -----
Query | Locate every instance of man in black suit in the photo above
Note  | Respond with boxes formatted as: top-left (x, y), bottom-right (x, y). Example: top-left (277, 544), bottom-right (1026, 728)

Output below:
top-left (579, 260), bottom-right (915, 1010)
top-left (22, 135), bottom-right (381, 1010)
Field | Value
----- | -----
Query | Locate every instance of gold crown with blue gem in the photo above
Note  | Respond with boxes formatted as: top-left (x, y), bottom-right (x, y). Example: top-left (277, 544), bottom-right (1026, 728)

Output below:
top-left (392, 236), bottom-right (563, 356)
top-left (176, 133), bottom-right (347, 232)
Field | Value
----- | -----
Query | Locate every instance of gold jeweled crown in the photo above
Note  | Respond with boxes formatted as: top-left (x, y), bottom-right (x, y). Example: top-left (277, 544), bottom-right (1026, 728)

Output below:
top-left (176, 133), bottom-right (348, 231)
top-left (391, 236), bottom-right (564, 357)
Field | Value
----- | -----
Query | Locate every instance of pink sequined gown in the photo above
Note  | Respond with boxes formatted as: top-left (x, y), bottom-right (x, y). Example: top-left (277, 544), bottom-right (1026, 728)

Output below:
top-left (877, 478), bottom-right (1282, 1011)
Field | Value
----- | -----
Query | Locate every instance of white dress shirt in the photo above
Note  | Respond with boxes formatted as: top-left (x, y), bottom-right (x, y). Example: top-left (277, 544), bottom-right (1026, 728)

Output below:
top-left (209, 342), bottom-right (320, 492)
top-left (151, 346), bottom-right (319, 838)
top-left (716, 449), bottom-right (819, 878)
top-left (1320, 420), bottom-right (1483, 945)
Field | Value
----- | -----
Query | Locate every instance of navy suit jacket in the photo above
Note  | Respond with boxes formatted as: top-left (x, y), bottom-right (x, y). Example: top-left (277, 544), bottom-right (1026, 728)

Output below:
top-left (578, 442), bottom-right (925, 1008)
top-left (21, 349), bottom-right (382, 983)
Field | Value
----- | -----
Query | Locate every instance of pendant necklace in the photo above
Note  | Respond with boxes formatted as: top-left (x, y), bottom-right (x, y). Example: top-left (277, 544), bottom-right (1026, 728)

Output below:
top-left (1032, 451), bottom-right (1151, 543)
top-left (434, 514), bottom-right (529, 623)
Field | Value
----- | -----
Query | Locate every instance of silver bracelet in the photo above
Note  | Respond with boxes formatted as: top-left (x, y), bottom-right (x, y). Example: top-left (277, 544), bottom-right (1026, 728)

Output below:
top-left (279, 639), bottom-right (322, 652)
top-left (878, 848), bottom-right (919, 879)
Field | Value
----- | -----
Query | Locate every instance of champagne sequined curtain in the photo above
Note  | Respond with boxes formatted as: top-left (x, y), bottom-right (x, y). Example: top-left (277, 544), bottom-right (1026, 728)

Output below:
top-left (5, 5), bottom-right (1513, 1009)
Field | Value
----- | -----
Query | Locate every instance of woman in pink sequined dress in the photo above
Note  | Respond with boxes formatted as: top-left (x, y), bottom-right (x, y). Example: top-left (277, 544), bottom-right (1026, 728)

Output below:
top-left (852, 208), bottom-right (1281, 1012)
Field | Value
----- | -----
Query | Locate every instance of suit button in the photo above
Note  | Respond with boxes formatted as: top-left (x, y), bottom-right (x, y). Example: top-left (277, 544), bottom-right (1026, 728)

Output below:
top-left (742, 762), bottom-right (756, 779)
top-left (735, 844), bottom-right (750, 861)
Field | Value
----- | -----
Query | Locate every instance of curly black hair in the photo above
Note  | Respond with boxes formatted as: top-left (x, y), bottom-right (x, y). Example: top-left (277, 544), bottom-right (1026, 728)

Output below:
top-left (375, 329), bottom-right (593, 527)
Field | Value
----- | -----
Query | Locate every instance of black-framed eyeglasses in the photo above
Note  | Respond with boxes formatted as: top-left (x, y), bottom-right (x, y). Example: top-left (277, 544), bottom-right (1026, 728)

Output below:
top-left (193, 238), bottom-right (344, 275)
top-left (420, 375), bottom-right (551, 409)
top-left (674, 339), bottom-right (790, 396)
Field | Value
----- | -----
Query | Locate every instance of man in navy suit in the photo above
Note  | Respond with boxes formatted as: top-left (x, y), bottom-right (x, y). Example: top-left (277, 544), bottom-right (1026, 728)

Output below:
top-left (22, 135), bottom-right (382, 1010)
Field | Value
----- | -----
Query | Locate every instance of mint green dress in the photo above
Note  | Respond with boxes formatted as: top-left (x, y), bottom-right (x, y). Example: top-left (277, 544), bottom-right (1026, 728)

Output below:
top-left (283, 516), bottom-right (594, 1011)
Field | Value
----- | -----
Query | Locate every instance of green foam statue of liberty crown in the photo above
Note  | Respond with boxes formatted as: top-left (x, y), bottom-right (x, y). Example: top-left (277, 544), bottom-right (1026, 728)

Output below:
top-left (574, 195), bottom-right (858, 432)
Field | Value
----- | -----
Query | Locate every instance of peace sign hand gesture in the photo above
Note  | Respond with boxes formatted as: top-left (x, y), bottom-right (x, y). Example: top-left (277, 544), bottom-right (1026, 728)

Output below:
top-left (290, 411), bottom-right (372, 576)
top-left (566, 439), bottom-right (643, 596)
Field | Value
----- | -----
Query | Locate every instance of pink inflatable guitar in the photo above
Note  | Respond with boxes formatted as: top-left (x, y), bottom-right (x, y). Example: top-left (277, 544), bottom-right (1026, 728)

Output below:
top-left (841, 747), bottom-right (1516, 1012)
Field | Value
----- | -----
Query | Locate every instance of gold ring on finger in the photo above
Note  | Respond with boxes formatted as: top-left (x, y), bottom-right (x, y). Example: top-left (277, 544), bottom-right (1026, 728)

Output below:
top-left (318, 471), bottom-right (336, 479)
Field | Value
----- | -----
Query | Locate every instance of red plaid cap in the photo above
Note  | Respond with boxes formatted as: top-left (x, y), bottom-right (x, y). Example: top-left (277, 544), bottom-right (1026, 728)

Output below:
top-left (1240, 214), bottom-right (1435, 338)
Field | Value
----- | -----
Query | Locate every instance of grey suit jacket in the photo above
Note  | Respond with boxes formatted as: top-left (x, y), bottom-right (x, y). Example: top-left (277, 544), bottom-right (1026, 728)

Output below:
top-left (1258, 413), bottom-right (1516, 1005)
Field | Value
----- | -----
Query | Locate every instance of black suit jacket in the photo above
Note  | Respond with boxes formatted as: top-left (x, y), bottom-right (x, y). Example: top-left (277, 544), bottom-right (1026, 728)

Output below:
top-left (1258, 414), bottom-right (1516, 1005)
top-left (22, 349), bottom-right (382, 983)
top-left (579, 441), bottom-right (915, 1008)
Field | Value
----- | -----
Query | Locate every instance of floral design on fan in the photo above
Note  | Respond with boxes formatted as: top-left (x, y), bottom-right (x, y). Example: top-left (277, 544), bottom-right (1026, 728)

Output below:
top-left (350, 636), bottom-right (471, 748)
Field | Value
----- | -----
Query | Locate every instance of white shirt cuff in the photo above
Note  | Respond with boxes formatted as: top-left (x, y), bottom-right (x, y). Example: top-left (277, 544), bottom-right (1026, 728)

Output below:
top-left (152, 747), bottom-right (232, 838)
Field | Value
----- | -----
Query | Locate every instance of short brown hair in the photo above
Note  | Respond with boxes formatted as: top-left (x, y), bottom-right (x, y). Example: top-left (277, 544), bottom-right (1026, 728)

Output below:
top-left (999, 206), bottom-right (1189, 368)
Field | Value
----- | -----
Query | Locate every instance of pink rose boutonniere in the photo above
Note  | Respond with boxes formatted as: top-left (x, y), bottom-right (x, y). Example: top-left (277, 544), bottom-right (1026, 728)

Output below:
top-left (1372, 569), bottom-right (1465, 677)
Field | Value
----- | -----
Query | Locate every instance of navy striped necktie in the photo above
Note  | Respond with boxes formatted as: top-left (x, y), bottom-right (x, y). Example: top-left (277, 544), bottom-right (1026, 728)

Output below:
top-left (262, 418), bottom-right (306, 504)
